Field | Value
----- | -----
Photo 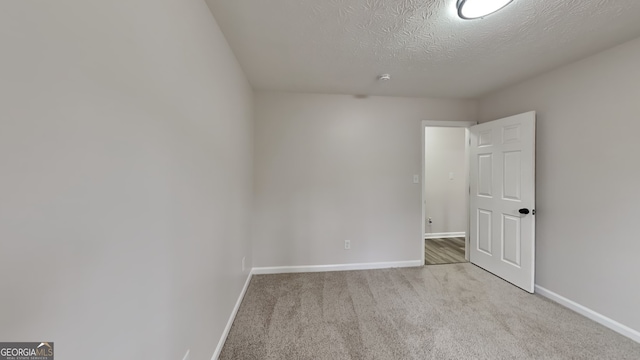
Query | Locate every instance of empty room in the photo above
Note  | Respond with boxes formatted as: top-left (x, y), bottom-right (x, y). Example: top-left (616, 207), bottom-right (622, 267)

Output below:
top-left (2, 1), bottom-right (640, 359)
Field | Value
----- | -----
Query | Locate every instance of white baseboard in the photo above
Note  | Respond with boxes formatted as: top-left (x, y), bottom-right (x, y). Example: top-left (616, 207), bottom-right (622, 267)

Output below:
top-left (535, 285), bottom-right (640, 344)
top-left (252, 260), bottom-right (422, 275)
top-left (211, 271), bottom-right (253, 360)
top-left (424, 232), bottom-right (466, 239)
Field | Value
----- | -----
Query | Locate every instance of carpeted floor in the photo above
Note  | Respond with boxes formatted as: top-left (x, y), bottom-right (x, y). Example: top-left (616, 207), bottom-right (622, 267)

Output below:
top-left (219, 264), bottom-right (640, 359)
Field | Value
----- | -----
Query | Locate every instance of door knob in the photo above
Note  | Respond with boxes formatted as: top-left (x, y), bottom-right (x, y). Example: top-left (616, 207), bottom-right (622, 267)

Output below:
top-left (519, 208), bottom-right (530, 215)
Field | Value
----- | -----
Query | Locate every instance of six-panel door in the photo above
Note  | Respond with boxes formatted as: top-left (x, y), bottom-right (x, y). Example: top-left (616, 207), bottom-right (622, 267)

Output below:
top-left (470, 112), bottom-right (536, 293)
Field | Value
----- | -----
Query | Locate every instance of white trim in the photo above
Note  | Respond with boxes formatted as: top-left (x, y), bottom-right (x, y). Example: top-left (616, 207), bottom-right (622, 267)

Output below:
top-left (211, 271), bottom-right (253, 360)
top-left (535, 285), bottom-right (640, 344)
top-left (423, 120), bottom-right (477, 127)
top-left (424, 232), bottom-right (466, 239)
top-left (252, 260), bottom-right (422, 275)
top-left (464, 128), bottom-right (471, 261)
top-left (421, 124), bottom-right (426, 266)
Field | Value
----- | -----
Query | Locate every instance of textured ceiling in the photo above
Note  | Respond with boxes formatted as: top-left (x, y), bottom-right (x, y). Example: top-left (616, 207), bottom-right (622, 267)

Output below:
top-left (205, 0), bottom-right (640, 98)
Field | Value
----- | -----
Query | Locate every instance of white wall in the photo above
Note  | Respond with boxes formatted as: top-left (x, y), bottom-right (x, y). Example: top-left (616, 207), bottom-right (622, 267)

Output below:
top-left (480, 36), bottom-right (640, 333)
top-left (253, 91), bottom-right (476, 268)
top-left (424, 127), bottom-right (467, 235)
top-left (0, 1), bottom-right (253, 359)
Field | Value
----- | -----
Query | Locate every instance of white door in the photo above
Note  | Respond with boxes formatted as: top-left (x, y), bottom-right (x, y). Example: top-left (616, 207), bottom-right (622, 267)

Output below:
top-left (469, 112), bottom-right (536, 292)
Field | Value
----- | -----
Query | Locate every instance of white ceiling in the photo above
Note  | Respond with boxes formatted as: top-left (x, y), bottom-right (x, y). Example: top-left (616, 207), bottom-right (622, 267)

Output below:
top-left (205, 0), bottom-right (640, 98)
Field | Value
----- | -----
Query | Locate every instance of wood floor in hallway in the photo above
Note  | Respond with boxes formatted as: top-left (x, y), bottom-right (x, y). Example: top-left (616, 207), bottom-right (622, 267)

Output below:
top-left (425, 237), bottom-right (467, 265)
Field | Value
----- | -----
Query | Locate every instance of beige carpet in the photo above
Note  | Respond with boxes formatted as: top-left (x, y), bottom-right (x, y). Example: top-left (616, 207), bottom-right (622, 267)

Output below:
top-left (219, 264), bottom-right (640, 359)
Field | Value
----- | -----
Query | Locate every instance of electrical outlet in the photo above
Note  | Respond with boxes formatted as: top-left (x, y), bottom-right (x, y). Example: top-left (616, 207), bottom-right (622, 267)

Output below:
top-left (182, 349), bottom-right (190, 360)
top-left (344, 240), bottom-right (351, 250)
top-left (242, 257), bottom-right (246, 272)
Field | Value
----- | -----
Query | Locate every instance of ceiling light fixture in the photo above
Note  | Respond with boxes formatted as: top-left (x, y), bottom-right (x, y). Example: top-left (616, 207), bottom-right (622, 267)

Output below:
top-left (457, 0), bottom-right (514, 20)
top-left (378, 74), bottom-right (391, 81)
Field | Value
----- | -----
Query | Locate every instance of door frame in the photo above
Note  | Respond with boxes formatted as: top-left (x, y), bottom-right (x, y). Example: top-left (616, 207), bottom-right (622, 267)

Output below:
top-left (421, 120), bottom-right (477, 266)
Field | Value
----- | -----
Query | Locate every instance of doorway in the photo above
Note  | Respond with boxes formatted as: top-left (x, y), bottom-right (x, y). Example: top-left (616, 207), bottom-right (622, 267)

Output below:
top-left (421, 121), bottom-right (475, 266)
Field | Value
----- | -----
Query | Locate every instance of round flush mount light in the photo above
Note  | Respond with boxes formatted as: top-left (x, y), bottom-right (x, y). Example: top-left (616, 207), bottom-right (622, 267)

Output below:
top-left (378, 74), bottom-right (391, 81)
top-left (457, 0), bottom-right (514, 20)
